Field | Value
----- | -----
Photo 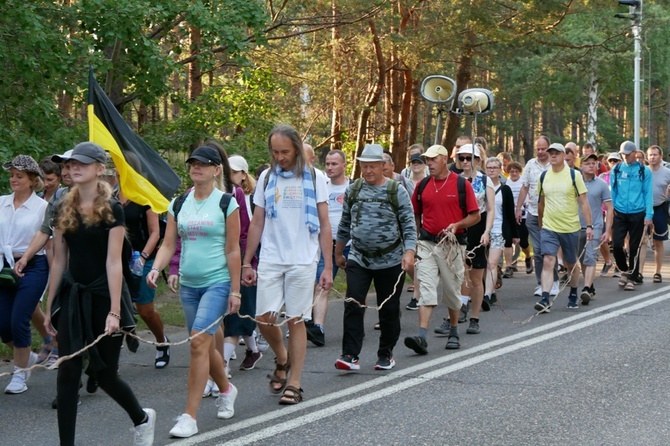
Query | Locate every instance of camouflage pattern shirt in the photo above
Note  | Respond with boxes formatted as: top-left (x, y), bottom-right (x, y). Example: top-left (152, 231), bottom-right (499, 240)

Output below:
top-left (336, 179), bottom-right (416, 270)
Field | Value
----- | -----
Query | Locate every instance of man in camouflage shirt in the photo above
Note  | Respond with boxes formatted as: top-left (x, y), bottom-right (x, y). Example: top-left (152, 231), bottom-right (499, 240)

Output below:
top-left (334, 144), bottom-right (416, 371)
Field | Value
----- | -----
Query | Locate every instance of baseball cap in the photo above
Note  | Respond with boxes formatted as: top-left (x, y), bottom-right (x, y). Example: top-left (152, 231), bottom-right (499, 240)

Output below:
top-left (581, 153), bottom-right (598, 162)
top-left (51, 149), bottom-right (74, 163)
top-left (2, 155), bottom-right (44, 178)
top-left (67, 142), bottom-right (107, 164)
top-left (409, 152), bottom-right (425, 164)
top-left (187, 146), bottom-right (222, 165)
top-left (422, 145), bottom-right (449, 158)
top-left (228, 155), bottom-right (249, 173)
top-left (547, 143), bottom-right (565, 153)
top-left (619, 141), bottom-right (636, 155)
top-left (456, 144), bottom-right (481, 158)
top-left (607, 152), bottom-right (622, 162)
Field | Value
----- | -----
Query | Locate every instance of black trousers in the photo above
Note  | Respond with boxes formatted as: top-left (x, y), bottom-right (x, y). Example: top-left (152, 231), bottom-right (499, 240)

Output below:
top-left (342, 260), bottom-right (404, 359)
top-left (56, 296), bottom-right (146, 446)
top-left (612, 210), bottom-right (646, 278)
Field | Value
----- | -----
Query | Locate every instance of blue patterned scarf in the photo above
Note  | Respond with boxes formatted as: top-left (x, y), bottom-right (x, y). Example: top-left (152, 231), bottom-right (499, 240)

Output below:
top-left (264, 165), bottom-right (320, 234)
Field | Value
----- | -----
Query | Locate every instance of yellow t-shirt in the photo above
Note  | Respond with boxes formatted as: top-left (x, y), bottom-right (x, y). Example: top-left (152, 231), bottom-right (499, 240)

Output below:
top-left (540, 167), bottom-right (587, 233)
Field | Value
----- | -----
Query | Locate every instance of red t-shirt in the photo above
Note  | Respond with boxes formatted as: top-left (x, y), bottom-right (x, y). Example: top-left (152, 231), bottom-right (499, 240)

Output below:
top-left (412, 173), bottom-right (479, 235)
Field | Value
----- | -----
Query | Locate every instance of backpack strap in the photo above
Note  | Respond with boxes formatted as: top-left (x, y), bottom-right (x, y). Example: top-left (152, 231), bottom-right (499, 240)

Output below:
top-left (219, 193), bottom-right (233, 219)
top-left (172, 191), bottom-right (189, 225)
top-left (386, 179), bottom-right (399, 214)
top-left (415, 176), bottom-right (431, 218)
top-left (457, 175), bottom-right (467, 218)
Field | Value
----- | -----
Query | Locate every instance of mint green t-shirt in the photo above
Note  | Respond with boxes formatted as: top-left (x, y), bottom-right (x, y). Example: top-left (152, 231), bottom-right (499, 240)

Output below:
top-left (168, 189), bottom-right (239, 287)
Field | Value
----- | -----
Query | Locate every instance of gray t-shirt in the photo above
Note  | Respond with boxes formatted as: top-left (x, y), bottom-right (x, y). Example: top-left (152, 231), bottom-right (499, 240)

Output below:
top-left (650, 166), bottom-right (670, 206)
top-left (336, 179), bottom-right (417, 270)
top-left (578, 176), bottom-right (611, 230)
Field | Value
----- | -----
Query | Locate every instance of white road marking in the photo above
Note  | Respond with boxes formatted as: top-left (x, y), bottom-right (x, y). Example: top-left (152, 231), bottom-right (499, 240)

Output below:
top-left (172, 285), bottom-right (670, 445)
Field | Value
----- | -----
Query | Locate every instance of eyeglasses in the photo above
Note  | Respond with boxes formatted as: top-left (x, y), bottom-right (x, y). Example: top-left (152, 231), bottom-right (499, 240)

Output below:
top-left (486, 166), bottom-right (500, 170)
top-left (458, 156), bottom-right (472, 162)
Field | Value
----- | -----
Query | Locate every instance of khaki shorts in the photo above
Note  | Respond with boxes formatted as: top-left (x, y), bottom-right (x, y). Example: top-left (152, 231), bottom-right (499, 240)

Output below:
top-left (416, 240), bottom-right (464, 310)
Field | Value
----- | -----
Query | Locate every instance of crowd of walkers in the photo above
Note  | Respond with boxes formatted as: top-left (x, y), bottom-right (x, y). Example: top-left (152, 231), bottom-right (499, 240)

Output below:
top-left (1, 125), bottom-right (666, 445)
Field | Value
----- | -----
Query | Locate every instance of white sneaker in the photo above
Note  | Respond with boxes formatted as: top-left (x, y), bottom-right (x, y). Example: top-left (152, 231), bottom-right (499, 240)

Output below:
top-left (5, 369), bottom-right (27, 394)
top-left (230, 350), bottom-right (236, 361)
top-left (133, 408), bottom-right (156, 446)
top-left (533, 285), bottom-right (542, 297)
top-left (257, 335), bottom-right (269, 353)
top-left (550, 281), bottom-right (560, 296)
top-left (202, 379), bottom-right (214, 398)
top-left (225, 365), bottom-right (232, 380)
top-left (169, 413), bottom-right (198, 438)
top-left (216, 383), bottom-right (238, 419)
top-left (211, 381), bottom-right (220, 397)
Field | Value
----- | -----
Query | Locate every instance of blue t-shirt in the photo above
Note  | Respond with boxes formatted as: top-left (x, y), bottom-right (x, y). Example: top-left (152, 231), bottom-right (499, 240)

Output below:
top-left (168, 189), bottom-right (238, 287)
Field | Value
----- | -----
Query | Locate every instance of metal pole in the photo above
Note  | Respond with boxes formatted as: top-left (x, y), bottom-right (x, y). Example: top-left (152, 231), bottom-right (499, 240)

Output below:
top-left (633, 16), bottom-right (641, 149)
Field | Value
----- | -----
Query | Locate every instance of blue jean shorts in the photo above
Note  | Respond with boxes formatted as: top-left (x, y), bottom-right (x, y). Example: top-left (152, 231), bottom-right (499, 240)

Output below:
top-left (180, 281), bottom-right (230, 335)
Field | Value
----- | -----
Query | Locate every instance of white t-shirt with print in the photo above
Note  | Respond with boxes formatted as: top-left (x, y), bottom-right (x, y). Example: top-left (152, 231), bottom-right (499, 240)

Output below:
top-left (463, 171), bottom-right (494, 214)
top-left (520, 158), bottom-right (551, 216)
top-left (254, 170), bottom-right (329, 265)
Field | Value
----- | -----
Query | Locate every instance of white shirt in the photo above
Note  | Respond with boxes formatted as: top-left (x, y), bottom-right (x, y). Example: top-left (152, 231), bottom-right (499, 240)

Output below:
top-left (254, 170), bottom-right (329, 265)
top-left (520, 158), bottom-right (551, 216)
top-left (492, 184), bottom-right (504, 234)
top-left (0, 192), bottom-right (48, 267)
top-left (506, 177), bottom-right (526, 218)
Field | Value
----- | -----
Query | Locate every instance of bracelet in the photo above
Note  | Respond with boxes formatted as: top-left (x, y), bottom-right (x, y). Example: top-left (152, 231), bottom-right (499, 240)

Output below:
top-left (108, 311), bottom-right (121, 320)
top-left (140, 251), bottom-right (149, 260)
top-left (242, 264), bottom-right (253, 268)
top-left (150, 267), bottom-right (160, 272)
top-left (229, 291), bottom-right (242, 298)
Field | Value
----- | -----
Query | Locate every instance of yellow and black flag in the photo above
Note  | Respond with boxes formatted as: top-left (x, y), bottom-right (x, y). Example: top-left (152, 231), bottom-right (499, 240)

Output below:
top-left (88, 69), bottom-right (181, 213)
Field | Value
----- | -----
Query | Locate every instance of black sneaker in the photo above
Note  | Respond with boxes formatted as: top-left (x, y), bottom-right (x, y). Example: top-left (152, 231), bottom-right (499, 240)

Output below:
top-left (405, 298), bottom-right (419, 311)
top-left (306, 324), bottom-right (325, 347)
top-left (580, 287), bottom-right (592, 306)
top-left (434, 318), bottom-right (450, 335)
top-left (525, 258), bottom-right (534, 274)
top-left (458, 301), bottom-right (469, 323)
top-left (239, 349), bottom-right (263, 370)
top-left (481, 295), bottom-right (491, 312)
top-left (404, 336), bottom-right (428, 355)
top-left (502, 267), bottom-right (514, 278)
top-left (490, 292), bottom-right (498, 305)
top-left (374, 356), bottom-right (395, 370)
top-left (445, 333), bottom-right (460, 350)
top-left (533, 299), bottom-right (551, 313)
top-left (335, 355), bottom-right (360, 371)
top-left (630, 273), bottom-right (644, 285)
top-left (600, 262), bottom-right (613, 277)
top-left (155, 336), bottom-right (170, 369)
top-left (466, 319), bottom-right (480, 334)
top-left (86, 375), bottom-right (98, 394)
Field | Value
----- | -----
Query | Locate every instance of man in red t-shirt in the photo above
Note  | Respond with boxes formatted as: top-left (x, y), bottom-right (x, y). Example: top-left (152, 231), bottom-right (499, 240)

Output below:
top-left (404, 145), bottom-right (480, 353)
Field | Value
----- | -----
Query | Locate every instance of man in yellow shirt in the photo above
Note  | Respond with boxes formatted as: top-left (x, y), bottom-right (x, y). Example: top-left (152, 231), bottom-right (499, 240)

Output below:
top-left (535, 143), bottom-right (593, 312)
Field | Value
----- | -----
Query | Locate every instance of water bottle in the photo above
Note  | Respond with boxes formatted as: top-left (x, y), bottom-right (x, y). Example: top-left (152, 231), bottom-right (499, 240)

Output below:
top-left (129, 251), bottom-right (144, 277)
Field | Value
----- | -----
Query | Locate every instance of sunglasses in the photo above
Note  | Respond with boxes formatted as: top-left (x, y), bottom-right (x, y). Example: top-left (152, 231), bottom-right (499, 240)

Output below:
top-left (458, 156), bottom-right (472, 162)
top-left (608, 159), bottom-right (620, 163)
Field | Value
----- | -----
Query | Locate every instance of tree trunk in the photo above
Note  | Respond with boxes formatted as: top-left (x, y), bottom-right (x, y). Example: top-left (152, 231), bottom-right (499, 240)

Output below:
top-left (189, 26), bottom-right (203, 101)
top-left (586, 61), bottom-right (599, 147)
top-left (442, 33), bottom-right (474, 149)
top-left (330, 0), bottom-right (343, 151)
top-left (353, 21), bottom-right (385, 179)
top-left (138, 101), bottom-right (148, 132)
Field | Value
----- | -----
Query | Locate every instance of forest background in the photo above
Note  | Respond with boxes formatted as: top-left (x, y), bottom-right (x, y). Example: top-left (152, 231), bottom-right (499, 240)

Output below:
top-left (1, 0), bottom-right (669, 187)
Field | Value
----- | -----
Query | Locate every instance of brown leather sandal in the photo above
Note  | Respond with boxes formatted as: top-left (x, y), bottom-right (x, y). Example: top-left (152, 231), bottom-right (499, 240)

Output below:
top-left (268, 354), bottom-right (290, 394)
top-left (278, 385), bottom-right (303, 405)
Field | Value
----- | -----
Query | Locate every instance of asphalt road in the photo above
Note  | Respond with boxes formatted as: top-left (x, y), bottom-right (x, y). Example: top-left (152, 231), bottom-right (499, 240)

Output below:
top-left (3, 248), bottom-right (670, 446)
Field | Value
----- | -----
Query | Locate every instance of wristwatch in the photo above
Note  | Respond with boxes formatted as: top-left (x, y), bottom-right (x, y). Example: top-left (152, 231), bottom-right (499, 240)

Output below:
top-left (586, 225), bottom-right (593, 229)
top-left (140, 251), bottom-right (149, 260)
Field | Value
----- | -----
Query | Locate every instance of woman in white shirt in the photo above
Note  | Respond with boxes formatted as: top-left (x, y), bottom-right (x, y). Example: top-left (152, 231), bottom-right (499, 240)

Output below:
top-left (0, 155), bottom-right (48, 394)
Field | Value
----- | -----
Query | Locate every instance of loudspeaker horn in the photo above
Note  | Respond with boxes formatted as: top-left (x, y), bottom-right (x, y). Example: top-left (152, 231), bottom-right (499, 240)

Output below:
top-left (458, 88), bottom-right (494, 115)
top-left (420, 75), bottom-right (457, 104)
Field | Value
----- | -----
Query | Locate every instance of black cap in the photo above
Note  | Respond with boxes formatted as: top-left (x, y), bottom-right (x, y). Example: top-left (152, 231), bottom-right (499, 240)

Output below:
top-left (187, 146), bottom-right (222, 166)
top-left (66, 142), bottom-right (107, 164)
top-left (409, 152), bottom-right (425, 164)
